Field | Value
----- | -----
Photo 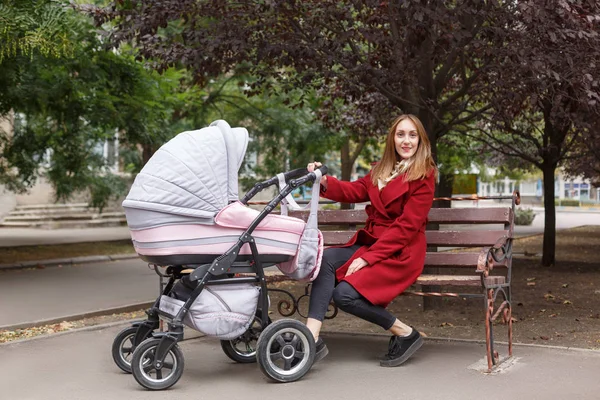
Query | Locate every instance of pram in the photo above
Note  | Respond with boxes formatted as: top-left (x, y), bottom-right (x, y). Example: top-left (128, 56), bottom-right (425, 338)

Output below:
top-left (111, 120), bottom-right (327, 390)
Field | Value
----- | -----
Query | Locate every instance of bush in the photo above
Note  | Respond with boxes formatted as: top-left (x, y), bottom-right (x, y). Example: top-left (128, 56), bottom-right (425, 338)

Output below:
top-left (515, 208), bottom-right (536, 225)
top-left (555, 199), bottom-right (580, 207)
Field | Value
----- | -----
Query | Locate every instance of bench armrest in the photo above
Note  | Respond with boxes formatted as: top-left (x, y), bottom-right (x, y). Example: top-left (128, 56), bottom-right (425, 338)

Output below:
top-left (476, 236), bottom-right (513, 276)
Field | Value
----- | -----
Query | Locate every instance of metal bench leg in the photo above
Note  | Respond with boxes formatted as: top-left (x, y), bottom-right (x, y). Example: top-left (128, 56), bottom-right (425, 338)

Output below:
top-left (485, 288), bottom-right (497, 372)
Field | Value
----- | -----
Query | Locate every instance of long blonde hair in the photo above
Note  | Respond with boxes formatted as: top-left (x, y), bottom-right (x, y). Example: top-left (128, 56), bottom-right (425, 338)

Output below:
top-left (371, 114), bottom-right (438, 185)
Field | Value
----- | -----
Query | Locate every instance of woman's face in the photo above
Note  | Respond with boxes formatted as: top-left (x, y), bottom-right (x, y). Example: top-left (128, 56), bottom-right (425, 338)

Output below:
top-left (394, 118), bottom-right (419, 160)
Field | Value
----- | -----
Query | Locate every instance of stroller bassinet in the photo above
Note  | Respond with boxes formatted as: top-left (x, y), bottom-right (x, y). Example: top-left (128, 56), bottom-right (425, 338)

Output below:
top-left (123, 120), bottom-right (303, 267)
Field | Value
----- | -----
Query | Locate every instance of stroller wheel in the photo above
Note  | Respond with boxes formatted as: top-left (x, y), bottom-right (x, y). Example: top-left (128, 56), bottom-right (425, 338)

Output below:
top-left (256, 319), bottom-right (315, 383)
top-left (131, 338), bottom-right (184, 390)
top-left (221, 310), bottom-right (271, 363)
top-left (111, 326), bottom-right (151, 373)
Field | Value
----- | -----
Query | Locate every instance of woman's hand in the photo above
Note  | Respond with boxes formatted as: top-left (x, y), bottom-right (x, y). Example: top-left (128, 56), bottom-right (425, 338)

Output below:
top-left (307, 161), bottom-right (328, 188)
top-left (345, 257), bottom-right (368, 277)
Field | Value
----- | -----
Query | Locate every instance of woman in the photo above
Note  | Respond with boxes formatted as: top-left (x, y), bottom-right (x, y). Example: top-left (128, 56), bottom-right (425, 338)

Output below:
top-left (306, 114), bottom-right (438, 367)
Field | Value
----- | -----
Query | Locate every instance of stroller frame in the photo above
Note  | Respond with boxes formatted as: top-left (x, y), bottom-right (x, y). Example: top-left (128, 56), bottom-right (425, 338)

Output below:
top-left (114, 167), bottom-right (326, 390)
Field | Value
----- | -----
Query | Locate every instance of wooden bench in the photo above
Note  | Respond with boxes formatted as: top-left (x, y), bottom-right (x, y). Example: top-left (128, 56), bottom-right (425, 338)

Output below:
top-left (267, 192), bottom-right (519, 372)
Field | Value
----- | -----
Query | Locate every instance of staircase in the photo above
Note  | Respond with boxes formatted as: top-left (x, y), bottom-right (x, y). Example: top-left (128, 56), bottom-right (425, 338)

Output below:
top-left (0, 203), bottom-right (127, 229)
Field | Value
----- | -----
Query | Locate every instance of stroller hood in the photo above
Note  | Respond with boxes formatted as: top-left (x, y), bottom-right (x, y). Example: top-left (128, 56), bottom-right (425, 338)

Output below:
top-left (123, 120), bottom-right (249, 222)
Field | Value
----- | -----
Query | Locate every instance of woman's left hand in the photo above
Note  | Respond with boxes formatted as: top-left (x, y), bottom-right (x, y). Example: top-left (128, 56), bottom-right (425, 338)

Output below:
top-left (345, 257), bottom-right (369, 277)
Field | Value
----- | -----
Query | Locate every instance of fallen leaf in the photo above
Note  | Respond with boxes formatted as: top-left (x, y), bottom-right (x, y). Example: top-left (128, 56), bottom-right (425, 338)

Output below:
top-left (563, 300), bottom-right (572, 305)
top-left (544, 293), bottom-right (555, 300)
top-left (562, 284), bottom-right (569, 288)
top-left (527, 282), bottom-right (536, 287)
top-left (517, 302), bottom-right (524, 306)
top-left (526, 277), bottom-right (536, 282)
top-left (440, 322), bottom-right (454, 327)
top-left (540, 336), bottom-right (550, 340)
top-left (549, 314), bottom-right (557, 318)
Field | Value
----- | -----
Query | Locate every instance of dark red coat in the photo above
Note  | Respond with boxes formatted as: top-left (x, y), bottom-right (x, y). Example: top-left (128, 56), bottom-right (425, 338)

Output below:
top-left (322, 170), bottom-right (435, 306)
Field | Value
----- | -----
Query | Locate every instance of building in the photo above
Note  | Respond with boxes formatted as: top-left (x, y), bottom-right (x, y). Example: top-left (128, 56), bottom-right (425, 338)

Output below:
top-left (477, 171), bottom-right (599, 205)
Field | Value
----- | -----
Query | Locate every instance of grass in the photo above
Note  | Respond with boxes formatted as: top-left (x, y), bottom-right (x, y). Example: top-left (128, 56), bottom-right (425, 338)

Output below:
top-left (0, 240), bottom-right (135, 264)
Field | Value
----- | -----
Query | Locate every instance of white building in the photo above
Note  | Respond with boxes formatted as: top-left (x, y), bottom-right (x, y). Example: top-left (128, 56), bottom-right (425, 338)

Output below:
top-left (478, 171), bottom-right (599, 204)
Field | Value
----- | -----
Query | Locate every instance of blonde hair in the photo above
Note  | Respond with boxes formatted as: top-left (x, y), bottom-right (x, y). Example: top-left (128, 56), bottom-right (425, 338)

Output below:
top-left (371, 114), bottom-right (438, 185)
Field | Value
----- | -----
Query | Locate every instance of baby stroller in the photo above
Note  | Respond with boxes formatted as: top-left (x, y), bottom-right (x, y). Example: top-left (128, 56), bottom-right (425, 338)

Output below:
top-left (111, 120), bottom-right (327, 390)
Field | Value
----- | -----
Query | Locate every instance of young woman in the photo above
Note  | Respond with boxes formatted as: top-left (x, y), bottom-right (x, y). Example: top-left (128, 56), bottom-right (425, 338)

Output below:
top-left (306, 114), bottom-right (438, 367)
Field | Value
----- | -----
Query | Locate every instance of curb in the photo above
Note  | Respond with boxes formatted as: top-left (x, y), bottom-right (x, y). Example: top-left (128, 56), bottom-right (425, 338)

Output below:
top-left (0, 253), bottom-right (139, 271)
top-left (0, 301), bottom-right (154, 332)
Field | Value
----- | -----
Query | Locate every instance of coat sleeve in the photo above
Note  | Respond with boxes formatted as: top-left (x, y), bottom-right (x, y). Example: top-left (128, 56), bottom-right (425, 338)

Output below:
top-left (321, 173), bottom-right (371, 204)
top-left (360, 172), bottom-right (435, 266)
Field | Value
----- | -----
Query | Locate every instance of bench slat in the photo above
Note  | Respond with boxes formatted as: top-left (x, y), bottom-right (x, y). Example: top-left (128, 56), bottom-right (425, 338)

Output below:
top-left (424, 252), bottom-right (508, 268)
top-left (288, 209), bottom-right (366, 225)
top-left (287, 207), bottom-right (513, 225)
top-left (425, 230), bottom-right (510, 247)
top-left (416, 275), bottom-right (506, 286)
top-left (322, 231), bottom-right (356, 246)
top-left (428, 208), bottom-right (513, 224)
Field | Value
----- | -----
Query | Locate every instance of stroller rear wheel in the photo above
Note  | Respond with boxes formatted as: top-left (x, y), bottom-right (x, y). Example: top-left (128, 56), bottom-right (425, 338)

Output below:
top-left (131, 338), bottom-right (184, 390)
top-left (221, 310), bottom-right (271, 363)
top-left (256, 319), bottom-right (315, 383)
top-left (112, 326), bottom-right (152, 373)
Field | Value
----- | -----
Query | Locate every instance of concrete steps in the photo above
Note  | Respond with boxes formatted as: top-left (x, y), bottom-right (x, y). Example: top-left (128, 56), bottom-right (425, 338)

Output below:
top-left (0, 203), bottom-right (126, 229)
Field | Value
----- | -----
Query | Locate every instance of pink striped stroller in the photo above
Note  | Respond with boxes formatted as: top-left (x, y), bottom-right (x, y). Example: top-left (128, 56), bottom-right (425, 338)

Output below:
top-left (111, 120), bottom-right (327, 390)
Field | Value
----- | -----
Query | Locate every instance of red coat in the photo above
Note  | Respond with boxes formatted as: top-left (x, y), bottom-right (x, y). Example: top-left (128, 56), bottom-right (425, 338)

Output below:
top-left (322, 170), bottom-right (435, 307)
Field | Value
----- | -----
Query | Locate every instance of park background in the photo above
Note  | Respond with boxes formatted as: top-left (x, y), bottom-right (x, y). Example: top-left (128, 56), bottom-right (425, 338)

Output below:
top-left (0, 0), bottom-right (599, 350)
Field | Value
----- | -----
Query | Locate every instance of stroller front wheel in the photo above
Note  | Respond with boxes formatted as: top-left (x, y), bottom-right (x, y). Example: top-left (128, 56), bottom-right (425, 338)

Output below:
top-left (131, 338), bottom-right (184, 390)
top-left (112, 326), bottom-right (151, 373)
top-left (256, 319), bottom-right (315, 383)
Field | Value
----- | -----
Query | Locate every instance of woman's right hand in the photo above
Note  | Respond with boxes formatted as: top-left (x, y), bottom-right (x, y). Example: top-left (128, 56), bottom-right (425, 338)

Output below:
top-left (307, 161), bottom-right (328, 188)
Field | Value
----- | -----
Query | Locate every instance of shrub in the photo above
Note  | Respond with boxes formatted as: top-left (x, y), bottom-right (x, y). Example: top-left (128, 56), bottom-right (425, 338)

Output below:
top-left (515, 208), bottom-right (536, 225)
top-left (555, 199), bottom-right (580, 207)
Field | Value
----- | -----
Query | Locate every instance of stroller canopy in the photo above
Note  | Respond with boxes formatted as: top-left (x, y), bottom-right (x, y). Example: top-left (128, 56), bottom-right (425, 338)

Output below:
top-left (123, 120), bottom-right (249, 220)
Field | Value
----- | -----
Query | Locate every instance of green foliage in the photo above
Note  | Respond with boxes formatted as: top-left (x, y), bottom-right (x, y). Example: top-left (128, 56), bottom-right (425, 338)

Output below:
top-left (514, 208), bottom-right (536, 226)
top-left (0, 0), bottom-right (78, 61)
top-left (555, 199), bottom-right (580, 207)
top-left (452, 174), bottom-right (477, 195)
top-left (88, 173), bottom-right (128, 212)
top-left (0, 3), bottom-right (200, 206)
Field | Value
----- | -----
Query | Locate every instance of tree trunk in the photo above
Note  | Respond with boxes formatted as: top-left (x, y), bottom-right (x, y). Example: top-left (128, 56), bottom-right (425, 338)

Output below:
top-left (142, 143), bottom-right (156, 166)
top-left (542, 162), bottom-right (557, 266)
top-left (436, 170), bottom-right (454, 208)
top-left (339, 139), bottom-right (353, 210)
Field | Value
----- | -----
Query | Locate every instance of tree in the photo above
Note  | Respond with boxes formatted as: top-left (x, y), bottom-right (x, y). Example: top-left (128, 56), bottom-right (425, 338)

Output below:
top-left (0, 0), bottom-right (78, 62)
top-left (95, 0), bottom-right (518, 198)
top-left (563, 121), bottom-right (600, 187)
top-left (0, 2), bottom-right (207, 209)
top-left (468, 0), bottom-right (600, 266)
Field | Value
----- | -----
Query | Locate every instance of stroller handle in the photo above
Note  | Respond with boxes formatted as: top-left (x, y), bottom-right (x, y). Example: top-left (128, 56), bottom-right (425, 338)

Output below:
top-left (240, 165), bottom-right (328, 205)
top-left (282, 165), bottom-right (328, 182)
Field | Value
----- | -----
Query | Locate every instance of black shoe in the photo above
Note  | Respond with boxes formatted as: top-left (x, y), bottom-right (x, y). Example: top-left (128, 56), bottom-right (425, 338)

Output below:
top-left (379, 329), bottom-right (423, 367)
top-left (314, 337), bottom-right (329, 362)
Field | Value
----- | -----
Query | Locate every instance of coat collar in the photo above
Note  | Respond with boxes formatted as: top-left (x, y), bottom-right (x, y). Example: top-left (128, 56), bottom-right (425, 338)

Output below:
top-left (382, 175), bottom-right (410, 207)
top-left (368, 174), bottom-right (410, 215)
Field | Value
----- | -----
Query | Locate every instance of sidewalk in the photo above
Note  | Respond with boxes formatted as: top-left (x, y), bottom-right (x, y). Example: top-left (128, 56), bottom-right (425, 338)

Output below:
top-left (1, 325), bottom-right (599, 399)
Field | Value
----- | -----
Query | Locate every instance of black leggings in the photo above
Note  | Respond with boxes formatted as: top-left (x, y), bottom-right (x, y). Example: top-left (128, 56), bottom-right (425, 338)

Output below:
top-left (307, 245), bottom-right (396, 330)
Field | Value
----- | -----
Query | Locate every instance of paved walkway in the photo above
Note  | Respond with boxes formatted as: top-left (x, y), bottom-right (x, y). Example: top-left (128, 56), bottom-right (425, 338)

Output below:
top-left (1, 326), bottom-right (599, 400)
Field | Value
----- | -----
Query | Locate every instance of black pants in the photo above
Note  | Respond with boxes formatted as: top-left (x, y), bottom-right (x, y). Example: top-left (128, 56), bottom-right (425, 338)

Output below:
top-left (307, 245), bottom-right (396, 330)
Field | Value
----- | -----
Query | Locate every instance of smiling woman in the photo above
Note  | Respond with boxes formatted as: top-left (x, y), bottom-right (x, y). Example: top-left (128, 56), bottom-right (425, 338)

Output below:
top-left (304, 114), bottom-right (439, 367)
